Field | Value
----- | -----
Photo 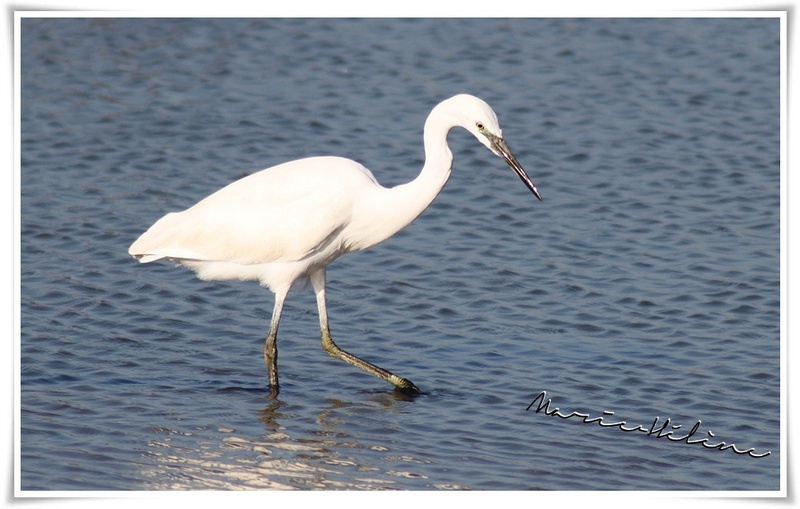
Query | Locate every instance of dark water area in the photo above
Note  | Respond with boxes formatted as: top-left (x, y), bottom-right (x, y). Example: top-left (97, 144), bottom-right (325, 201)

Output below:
top-left (19, 17), bottom-right (781, 491)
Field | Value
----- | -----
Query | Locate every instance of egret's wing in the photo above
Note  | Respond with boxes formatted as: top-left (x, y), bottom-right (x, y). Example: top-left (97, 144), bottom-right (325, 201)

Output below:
top-left (129, 157), bottom-right (373, 265)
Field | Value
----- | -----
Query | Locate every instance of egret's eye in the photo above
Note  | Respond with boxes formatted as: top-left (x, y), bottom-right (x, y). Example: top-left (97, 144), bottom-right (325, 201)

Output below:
top-left (476, 122), bottom-right (485, 131)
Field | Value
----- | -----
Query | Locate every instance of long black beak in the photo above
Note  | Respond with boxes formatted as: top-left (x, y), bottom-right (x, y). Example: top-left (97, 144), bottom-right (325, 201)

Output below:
top-left (486, 133), bottom-right (542, 201)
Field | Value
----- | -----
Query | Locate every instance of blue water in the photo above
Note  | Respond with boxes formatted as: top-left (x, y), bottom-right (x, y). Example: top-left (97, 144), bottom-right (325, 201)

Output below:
top-left (19, 17), bottom-right (781, 491)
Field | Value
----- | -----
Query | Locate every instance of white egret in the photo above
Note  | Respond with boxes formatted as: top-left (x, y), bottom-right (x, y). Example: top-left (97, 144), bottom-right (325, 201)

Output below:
top-left (129, 94), bottom-right (542, 394)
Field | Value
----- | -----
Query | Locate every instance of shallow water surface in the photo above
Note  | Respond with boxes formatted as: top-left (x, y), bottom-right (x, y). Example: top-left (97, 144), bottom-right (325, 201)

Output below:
top-left (20, 17), bottom-right (781, 491)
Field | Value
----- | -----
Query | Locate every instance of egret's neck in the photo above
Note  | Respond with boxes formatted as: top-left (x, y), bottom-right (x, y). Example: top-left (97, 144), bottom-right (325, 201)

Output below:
top-left (391, 108), bottom-right (457, 222)
top-left (416, 110), bottom-right (456, 198)
top-left (348, 107), bottom-right (458, 251)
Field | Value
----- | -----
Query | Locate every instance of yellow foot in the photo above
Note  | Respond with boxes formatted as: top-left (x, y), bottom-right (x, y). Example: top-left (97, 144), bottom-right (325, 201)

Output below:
top-left (392, 376), bottom-right (421, 394)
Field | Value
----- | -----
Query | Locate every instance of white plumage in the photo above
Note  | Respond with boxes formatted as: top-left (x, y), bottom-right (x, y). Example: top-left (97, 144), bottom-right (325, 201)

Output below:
top-left (129, 94), bottom-right (541, 395)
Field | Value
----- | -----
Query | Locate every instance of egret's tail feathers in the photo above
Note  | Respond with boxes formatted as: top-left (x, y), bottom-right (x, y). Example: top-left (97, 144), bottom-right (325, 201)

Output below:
top-left (130, 252), bottom-right (165, 263)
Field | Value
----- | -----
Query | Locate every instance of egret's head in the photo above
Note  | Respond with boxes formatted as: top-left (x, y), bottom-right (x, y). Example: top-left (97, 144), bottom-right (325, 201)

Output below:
top-left (444, 94), bottom-right (542, 201)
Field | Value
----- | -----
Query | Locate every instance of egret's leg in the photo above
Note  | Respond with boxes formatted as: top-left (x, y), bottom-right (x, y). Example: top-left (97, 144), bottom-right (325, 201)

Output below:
top-left (265, 288), bottom-right (287, 392)
top-left (310, 269), bottom-right (420, 394)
